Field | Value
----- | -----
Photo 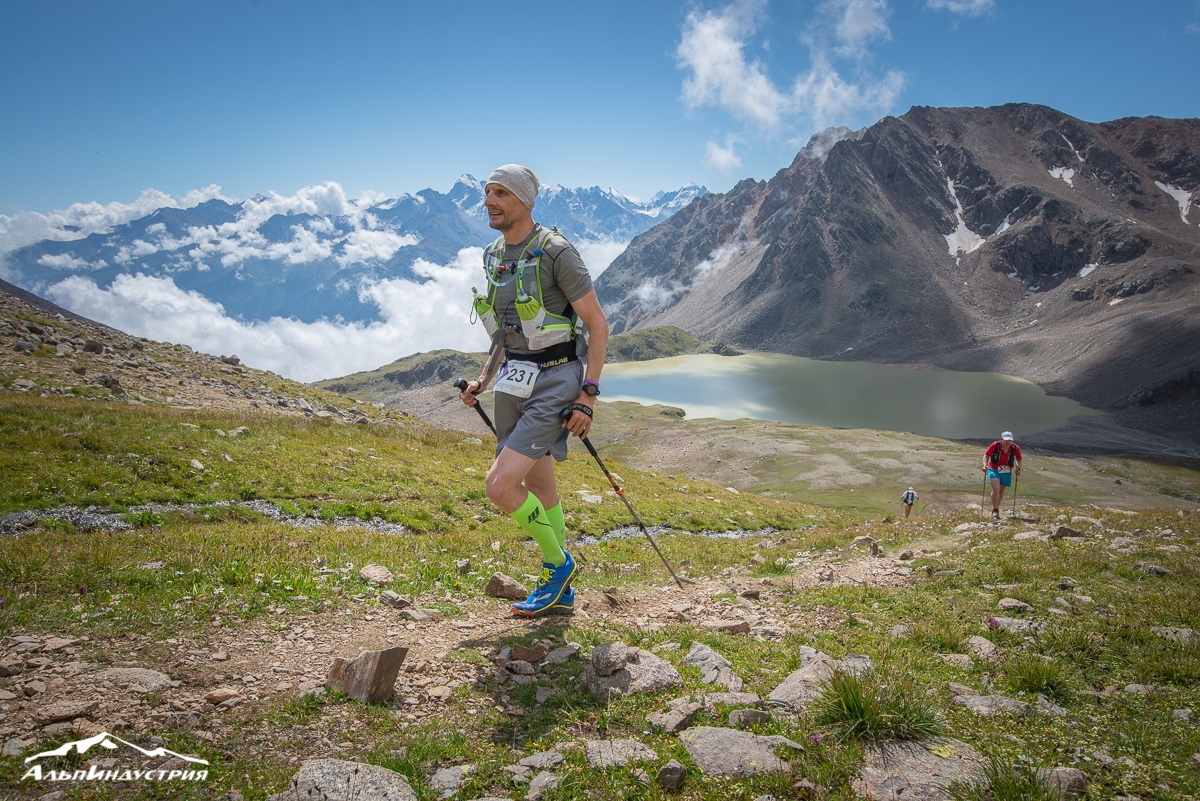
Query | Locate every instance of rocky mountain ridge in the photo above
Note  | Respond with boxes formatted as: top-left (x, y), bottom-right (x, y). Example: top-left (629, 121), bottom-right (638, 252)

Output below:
top-left (0, 277), bottom-right (400, 428)
top-left (595, 103), bottom-right (1200, 445)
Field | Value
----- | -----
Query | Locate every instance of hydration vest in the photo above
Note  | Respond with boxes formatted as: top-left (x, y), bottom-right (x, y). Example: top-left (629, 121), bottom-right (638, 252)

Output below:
top-left (471, 226), bottom-right (581, 352)
top-left (988, 443), bottom-right (1017, 468)
top-left (902, 490), bottom-right (916, 504)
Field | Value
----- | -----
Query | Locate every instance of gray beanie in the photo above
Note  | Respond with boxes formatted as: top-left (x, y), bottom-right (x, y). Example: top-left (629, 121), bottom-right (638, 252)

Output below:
top-left (486, 164), bottom-right (539, 210)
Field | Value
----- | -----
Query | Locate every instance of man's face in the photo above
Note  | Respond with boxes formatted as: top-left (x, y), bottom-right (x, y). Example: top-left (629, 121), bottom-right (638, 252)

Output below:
top-left (484, 183), bottom-right (529, 232)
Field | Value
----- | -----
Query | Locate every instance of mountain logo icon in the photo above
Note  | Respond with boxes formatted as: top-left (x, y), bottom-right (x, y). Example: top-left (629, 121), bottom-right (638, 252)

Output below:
top-left (21, 731), bottom-right (209, 783)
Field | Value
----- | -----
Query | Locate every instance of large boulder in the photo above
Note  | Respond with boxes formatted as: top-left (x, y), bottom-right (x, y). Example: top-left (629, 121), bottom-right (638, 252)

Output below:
top-left (852, 739), bottom-right (985, 800)
top-left (583, 642), bottom-right (682, 702)
top-left (265, 759), bottom-right (417, 801)
top-left (678, 726), bottom-right (803, 777)
top-left (766, 646), bottom-right (837, 710)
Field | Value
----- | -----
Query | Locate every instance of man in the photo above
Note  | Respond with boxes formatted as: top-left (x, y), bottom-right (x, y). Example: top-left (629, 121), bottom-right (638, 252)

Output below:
top-left (983, 431), bottom-right (1022, 520)
top-left (901, 487), bottom-right (917, 518)
top-left (459, 164), bottom-right (609, 617)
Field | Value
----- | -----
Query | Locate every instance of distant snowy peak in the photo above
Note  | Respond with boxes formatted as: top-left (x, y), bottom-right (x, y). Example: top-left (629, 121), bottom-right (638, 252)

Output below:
top-left (645, 183), bottom-right (708, 217)
top-left (447, 174), bottom-right (485, 213)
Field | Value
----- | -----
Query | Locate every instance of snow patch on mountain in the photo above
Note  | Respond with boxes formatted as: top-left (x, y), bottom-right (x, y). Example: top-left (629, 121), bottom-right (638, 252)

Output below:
top-left (1155, 181), bottom-right (1193, 224)
top-left (1049, 166), bottom-right (1075, 186)
top-left (944, 178), bottom-right (984, 258)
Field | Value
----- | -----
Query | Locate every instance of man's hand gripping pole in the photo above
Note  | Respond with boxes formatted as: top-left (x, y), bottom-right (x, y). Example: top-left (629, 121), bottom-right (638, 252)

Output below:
top-left (453, 330), bottom-right (503, 437)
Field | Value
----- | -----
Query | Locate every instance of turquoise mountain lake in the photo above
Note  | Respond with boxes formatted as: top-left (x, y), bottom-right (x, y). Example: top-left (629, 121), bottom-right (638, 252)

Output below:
top-left (601, 353), bottom-right (1104, 440)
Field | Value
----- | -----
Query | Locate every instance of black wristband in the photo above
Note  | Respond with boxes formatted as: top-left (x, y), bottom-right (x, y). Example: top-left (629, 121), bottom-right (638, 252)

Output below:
top-left (566, 402), bottom-right (593, 419)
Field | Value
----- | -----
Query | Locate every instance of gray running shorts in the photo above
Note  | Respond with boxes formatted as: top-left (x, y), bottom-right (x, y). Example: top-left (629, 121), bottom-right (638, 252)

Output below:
top-left (493, 359), bottom-right (584, 462)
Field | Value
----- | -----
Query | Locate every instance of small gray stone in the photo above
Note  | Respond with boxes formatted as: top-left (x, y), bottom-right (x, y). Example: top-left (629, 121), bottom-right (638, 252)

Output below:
top-left (484, 573), bottom-right (528, 601)
top-left (1036, 766), bottom-right (1087, 797)
top-left (836, 653), bottom-right (874, 676)
top-left (656, 759), bottom-right (687, 793)
top-left (997, 598), bottom-right (1034, 613)
top-left (97, 667), bottom-right (172, 692)
top-left (967, 636), bottom-right (1001, 662)
top-left (700, 619), bottom-right (751, 635)
top-left (728, 708), bottom-right (771, 728)
top-left (524, 770), bottom-right (560, 801)
top-left (379, 591), bottom-right (410, 609)
top-left (542, 644), bottom-right (580, 665)
top-left (1036, 694), bottom-right (1068, 716)
top-left (505, 660), bottom-right (536, 676)
top-left (33, 699), bottom-right (98, 725)
top-left (359, 564), bottom-right (394, 584)
top-left (682, 642), bottom-right (743, 691)
top-left (583, 739), bottom-right (658, 768)
top-left (1151, 627), bottom-right (1199, 647)
top-left (429, 764), bottom-right (471, 799)
top-left (518, 750), bottom-right (565, 770)
top-left (3, 738), bottom-right (29, 757)
top-left (953, 694), bottom-right (1034, 717)
top-left (648, 702), bottom-right (702, 733)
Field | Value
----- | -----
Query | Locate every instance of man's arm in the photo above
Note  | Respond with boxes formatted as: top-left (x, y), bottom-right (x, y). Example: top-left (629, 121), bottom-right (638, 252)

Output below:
top-left (563, 289), bottom-right (608, 436)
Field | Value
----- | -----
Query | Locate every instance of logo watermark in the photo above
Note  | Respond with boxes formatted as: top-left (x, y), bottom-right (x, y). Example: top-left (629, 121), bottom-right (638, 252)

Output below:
top-left (21, 731), bottom-right (208, 783)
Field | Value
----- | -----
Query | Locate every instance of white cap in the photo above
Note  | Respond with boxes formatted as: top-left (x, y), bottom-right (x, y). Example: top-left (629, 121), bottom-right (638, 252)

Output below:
top-left (1001, 431), bottom-right (1014, 441)
top-left (908, 487), bottom-right (914, 491)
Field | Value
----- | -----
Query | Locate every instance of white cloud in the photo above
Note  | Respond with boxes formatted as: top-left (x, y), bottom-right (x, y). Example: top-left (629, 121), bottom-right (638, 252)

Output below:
top-left (43, 248), bottom-right (494, 384)
top-left (633, 276), bottom-right (683, 309)
top-left (265, 226), bottom-right (335, 265)
top-left (706, 138), bottom-right (745, 172)
top-left (574, 237), bottom-right (630, 279)
top-left (336, 229), bottom-right (418, 267)
top-left (677, 0), bottom-right (788, 130)
top-left (925, 0), bottom-right (994, 16)
top-left (676, 0), bottom-right (906, 149)
top-left (0, 186), bottom-right (230, 256)
top-left (37, 253), bottom-right (92, 271)
top-left (828, 0), bottom-right (891, 57)
top-left (631, 240), bottom-right (754, 311)
top-left (792, 55), bottom-right (905, 129)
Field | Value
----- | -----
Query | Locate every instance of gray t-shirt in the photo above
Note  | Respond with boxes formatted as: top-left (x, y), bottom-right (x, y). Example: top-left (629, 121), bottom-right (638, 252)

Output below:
top-left (488, 224), bottom-right (593, 356)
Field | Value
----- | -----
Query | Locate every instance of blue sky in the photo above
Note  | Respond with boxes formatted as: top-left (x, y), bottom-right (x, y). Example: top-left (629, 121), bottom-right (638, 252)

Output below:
top-left (2, 0), bottom-right (1198, 219)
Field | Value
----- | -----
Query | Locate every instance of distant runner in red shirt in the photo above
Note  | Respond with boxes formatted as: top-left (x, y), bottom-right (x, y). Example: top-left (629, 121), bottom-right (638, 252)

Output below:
top-left (983, 431), bottom-right (1022, 519)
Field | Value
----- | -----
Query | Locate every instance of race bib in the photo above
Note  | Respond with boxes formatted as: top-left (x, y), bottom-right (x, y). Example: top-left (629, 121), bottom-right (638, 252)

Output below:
top-left (996, 465), bottom-right (1010, 473)
top-left (494, 360), bottom-right (540, 398)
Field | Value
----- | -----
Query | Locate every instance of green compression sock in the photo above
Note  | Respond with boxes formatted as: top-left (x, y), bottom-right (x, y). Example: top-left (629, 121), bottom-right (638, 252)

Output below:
top-left (511, 493), bottom-right (565, 567)
top-left (545, 502), bottom-right (566, 551)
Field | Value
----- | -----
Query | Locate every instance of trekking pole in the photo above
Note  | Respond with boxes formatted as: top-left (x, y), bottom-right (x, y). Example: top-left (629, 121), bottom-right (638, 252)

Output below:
top-left (452, 378), bottom-right (497, 437)
top-left (558, 407), bottom-right (688, 588)
top-left (980, 470), bottom-right (988, 520)
top-left (1011, 474), bottom-right (1019, 519)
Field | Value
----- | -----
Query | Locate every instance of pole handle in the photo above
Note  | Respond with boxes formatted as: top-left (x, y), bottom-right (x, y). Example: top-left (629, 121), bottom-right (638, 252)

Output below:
top-left (453, 377), bottom-right (497, 436)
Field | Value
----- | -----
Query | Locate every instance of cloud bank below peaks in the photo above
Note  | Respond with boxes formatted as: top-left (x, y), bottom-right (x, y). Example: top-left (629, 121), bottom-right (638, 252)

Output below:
top-left (45, 247), bottom-right (494, 384)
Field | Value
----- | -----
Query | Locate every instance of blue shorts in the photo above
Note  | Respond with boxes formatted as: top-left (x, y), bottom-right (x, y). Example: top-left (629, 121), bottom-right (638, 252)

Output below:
top-left (987, 468), bottom-right (1012, 487)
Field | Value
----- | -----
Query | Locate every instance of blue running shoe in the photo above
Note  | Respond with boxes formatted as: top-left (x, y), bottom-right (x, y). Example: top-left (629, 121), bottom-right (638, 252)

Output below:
top-left (548, 586), bottom-right (575, 615)
top-left (512, 551), bottom-right (576, 617)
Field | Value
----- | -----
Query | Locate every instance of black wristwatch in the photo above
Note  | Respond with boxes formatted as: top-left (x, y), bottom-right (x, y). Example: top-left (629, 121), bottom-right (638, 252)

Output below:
top-left (581, 380), bottom-right (600, 397)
